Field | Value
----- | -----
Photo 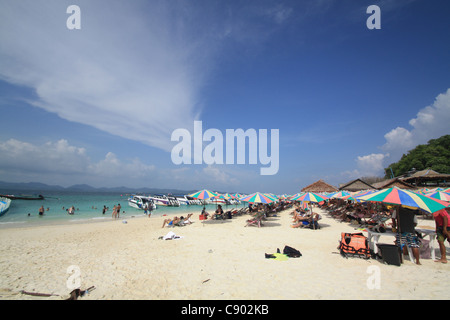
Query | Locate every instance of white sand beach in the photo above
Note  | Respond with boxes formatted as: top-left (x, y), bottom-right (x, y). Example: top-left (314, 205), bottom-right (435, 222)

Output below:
top-left (0, 206), bottom-right (449, 300)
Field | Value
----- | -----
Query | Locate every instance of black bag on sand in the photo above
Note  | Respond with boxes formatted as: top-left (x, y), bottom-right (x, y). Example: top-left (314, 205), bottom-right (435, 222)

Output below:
top-left (283, 245), bottom-right (302, 258)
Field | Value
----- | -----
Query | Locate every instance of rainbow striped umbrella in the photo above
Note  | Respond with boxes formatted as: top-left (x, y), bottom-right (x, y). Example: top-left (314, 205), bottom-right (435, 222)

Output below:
top-left (188, 189), bottom-right (219, 200)
top-left (288, 193), bottom-right (304, 200)
top-left (240, 192), bottom-right (277, 204)
top-left (330, 191), bottom-right (351, 199)
top-left (290, 192), bottom-right (329, 203)
top-left (344, 190), bottom-right (376, 202)
top-left (357, 187), bottom-right (449, 213)
top-left (290, 192), bottom-right (328, 230)
top-left (425, 191), bottom-right (450, 202)
top-left (212, 193), bottom-right (229, 200)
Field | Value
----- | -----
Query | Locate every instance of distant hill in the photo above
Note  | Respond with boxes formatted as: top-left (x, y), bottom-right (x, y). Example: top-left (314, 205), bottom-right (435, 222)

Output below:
top-left (0, 180), bottom-right (197, 195)
top-left (385, 134), bottom-right (450, 178)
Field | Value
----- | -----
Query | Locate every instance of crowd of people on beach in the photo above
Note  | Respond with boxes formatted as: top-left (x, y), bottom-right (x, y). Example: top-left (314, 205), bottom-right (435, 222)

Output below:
top-left (289, 204), bottom-right (321, 229)
top-left (31, 203), bottom-right (124, 218)
top-left (321, 199), bottom-right (393, 230)
top-left (29, 191), bottom-right (450, 265)
top-left (160, 201), bottom-right (292, 229)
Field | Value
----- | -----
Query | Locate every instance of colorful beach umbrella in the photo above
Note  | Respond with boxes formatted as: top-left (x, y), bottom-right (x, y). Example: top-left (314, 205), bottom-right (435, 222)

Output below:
top-left (357, 187), bottom-right (449, 214)
top-left (425, 191), bottom-right (450, 202)
top-left (290, 192), bottom-right (328, 203)
top-left (289, 192), bottom-right (328, 230)
top-left (188, 189), bottom-right (219, 200)
top-left (343, 190), bottom-right (376, 202)
top-left (288, 193), bottom-right (304, 200)
top-left (330, 191), bottom-right (351, 199)
top-left (240, 192), bottom-right (277, 204)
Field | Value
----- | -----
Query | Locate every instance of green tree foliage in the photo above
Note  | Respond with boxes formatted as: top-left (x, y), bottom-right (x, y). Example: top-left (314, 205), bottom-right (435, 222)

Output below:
top-left (385, 135), bottom-right (450, 178)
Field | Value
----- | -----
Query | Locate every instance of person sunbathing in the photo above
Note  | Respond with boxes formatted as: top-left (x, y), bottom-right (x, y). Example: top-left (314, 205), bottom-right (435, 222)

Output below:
top-left (291, 212), bottom-right (320, 228)
top-left (209, 205), bottom-right (224, 220)
top-left (179, 213), bottom-right (194, 225)
top-left (162, 216), bottom-right (181, 228)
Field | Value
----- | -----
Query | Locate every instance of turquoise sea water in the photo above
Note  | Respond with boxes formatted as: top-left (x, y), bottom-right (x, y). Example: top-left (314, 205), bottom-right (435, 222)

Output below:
top-left (0, 190), bottom-right (240, 228)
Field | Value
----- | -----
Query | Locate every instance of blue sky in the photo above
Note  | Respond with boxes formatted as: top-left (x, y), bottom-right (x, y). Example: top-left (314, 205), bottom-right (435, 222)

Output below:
top-left (0, 0), bottom-right (449, 194)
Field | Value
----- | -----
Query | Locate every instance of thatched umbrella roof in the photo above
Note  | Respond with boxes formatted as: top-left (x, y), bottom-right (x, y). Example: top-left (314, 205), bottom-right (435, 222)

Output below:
top-left (301, 179), bottom-right (338, 193)
top-left (372, 178), bottom-right (415, 190)
top-left (401, 168), bottom-right (450, 185)
top-left (339, 179), bottom-right (375, 192)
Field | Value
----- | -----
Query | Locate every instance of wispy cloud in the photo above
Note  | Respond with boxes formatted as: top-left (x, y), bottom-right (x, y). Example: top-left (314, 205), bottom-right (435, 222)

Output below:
top-left (0, 0), bottom-right (300, 154)
top-left (0, 0), bottom-right (214, 152)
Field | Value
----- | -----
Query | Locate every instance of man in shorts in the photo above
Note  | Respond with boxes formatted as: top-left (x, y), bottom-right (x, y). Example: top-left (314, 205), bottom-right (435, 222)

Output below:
top-left (433, 208), bottom-right (450, 264)
top-left (392, 206), bottom-right (421, 265)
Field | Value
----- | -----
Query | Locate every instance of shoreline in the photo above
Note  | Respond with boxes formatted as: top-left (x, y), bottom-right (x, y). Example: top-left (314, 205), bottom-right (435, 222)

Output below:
top-left (0, 206), bottom-right (449, 300)
top-left (0, 203), bottom-right (222, 229)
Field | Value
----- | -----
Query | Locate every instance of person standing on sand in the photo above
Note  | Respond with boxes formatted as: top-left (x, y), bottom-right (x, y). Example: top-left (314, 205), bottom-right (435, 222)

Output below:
top-left (112, 205), bottom-right (117, 219)
top-left (433, 208), bottom-right (450, 264)
top-left (117, 203), bottom-right (121, 219)
top-left (392, 206), bottom-right (421, 265)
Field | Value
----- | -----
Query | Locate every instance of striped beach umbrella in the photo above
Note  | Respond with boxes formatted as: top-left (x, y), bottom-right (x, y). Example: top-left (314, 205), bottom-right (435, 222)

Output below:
top-left (357, 187), bottom-right (449, 214)
top-left (288, 193), bottom-right (304, 200)
top-left (343, 190), bottom-right (376, 202)
top-left (425, 191), bottom-right (450, 202)
top-left (289, 192), bottom-right (328, 230)
top-left (290, 192), bottom-right (329, 203)
top-left (188, 189), bottom-right (219, 200)
top-left (330, 191), bottom-right (351, 199)
top-left (240, 192), bottom-right (277, 204)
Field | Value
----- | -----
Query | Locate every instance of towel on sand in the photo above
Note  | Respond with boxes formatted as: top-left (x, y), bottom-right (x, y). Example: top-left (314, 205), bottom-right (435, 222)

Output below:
top-left (163, 231), bottom-right (184, 240)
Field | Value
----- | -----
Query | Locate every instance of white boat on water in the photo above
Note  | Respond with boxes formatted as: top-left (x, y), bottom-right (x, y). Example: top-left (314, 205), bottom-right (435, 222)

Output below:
top-left (175, 195), bottom-right (189, 205)
top-left (148, 194), bottom-right (180, 206)
top-left (0, 197), bottom-right (11, 216)
top-left (128, 195), bottom-right (156, 211)
top-left (175, 195), bottom-right (204, 205)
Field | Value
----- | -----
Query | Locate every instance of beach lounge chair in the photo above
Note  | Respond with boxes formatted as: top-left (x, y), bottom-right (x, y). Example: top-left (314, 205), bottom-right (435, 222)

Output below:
top-left (213, 210), bottom-right (229, 220)
top-left (245, 212), bottom-right (265, 228)
top-left (298, 214), bottom-right (322, 230)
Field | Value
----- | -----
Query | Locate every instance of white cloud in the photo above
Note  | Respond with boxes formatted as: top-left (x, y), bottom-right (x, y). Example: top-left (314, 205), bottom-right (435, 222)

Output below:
top-left (354, 88), bottom-right (450, 177)
top-left (382, 127), bottom-right (414, 153)
top-left (0, 1), bottom-right (299, 156)
top-left (381, 88), bottom-right (450, 160)
top-left (0, 138), bottom-right (89, 175)
top-left (0, 1), bottom-right (211, 152)
top-left (356, 153), bottom-right (389, 177)
top-left (0, 137), bottom-right (247, 191)
top-left (202, 165), bottom-right (239, 186)
top-left (0, 138), bottom-right (155, 187)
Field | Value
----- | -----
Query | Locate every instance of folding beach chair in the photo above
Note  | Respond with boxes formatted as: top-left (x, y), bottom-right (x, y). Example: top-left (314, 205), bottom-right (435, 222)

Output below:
top-left (245, 212), bottom-right (265, 228)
